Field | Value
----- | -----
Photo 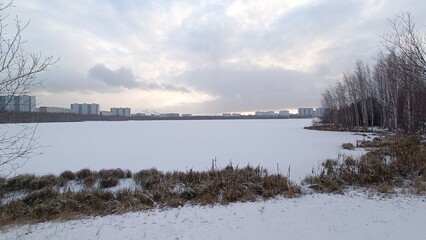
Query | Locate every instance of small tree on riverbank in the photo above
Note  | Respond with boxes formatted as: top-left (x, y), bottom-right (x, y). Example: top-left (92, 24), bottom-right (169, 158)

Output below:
top-left (0, 1), bottom-right (56, 176)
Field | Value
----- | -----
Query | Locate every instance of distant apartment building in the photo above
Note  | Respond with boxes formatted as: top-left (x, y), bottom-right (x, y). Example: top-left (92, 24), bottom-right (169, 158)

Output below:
top-left (298, 108), bottom-right (314, 117)
top-left (222, 113), bottom-right (242, 117)
top-left (0, 95), bottom-right (36, 112)
top-left (278, 110), bottom-right (290, 118)
top-left (100, 111), bottom-right (114, 116)
top-left (38, 106), bottom-right (76, 114)
top-left (110, 107), bottom-right (131, 117)
top-left (314, 107), bottom-right (328, 117)
top-left (159, 113), bottom-right (180, 117)
top-left (255, 111), bottom-right (275, 117)
top-left (70, 103), bottom-right (100, 115)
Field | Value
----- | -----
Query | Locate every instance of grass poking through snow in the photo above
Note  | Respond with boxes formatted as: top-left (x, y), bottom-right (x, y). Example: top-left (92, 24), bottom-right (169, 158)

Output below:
top-left (0, 165), bottom-right (300, 227)
top-left (304, 134), bottom-right (426, 193)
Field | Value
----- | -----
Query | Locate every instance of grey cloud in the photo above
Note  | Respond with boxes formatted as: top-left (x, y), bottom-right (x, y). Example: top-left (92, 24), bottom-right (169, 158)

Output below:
top-left (87, 64), bottom-right (189, 92)
top-left (88, 64), bottom-right (139, 88)
top-left (39, 64), bottom-right (189, 93)
top-left (37, 67), bottom-right (100, 93)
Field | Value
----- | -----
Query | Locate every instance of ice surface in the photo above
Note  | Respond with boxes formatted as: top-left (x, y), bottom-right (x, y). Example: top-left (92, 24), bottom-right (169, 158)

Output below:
top-left (3, 119), bottom-right (366, 181)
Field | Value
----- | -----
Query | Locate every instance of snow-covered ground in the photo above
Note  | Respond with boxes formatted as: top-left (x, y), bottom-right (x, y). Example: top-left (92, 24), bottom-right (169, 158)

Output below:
top-left (2, 192), bottom-right (425, 240)
top-left (3, 119), bottom-right (424, 239)
top-left (2, 119), bottom-right (366, 181)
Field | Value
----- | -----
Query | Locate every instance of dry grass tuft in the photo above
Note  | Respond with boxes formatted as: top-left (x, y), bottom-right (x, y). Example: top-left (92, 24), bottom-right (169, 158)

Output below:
top-left (76, 169), bottom-right (96, 181)
top-left (0, 164), bottom-right (302, 226)
top-left (342, 143), bottom-right (355, 150)
top-left (82, 176), bottom-right (96, 188)
top-left (59, 170), bottom-right (76, 181)
top-left (98, 169), bottom-right (126, 180)
top-left (304, 134), bottom-right (426, 193)
top-left (99, 177), bottom-right (119, 189)
top-left (4, 174), bottom-right (36, 192)
top-left (133, 168), bottom-right (161, 190)
top-left (412, 178), bottom-right (426, 194)
top-left (125, 169), bottom-right (132, 178)
top-left (28, 174), bottom-right (59, 191)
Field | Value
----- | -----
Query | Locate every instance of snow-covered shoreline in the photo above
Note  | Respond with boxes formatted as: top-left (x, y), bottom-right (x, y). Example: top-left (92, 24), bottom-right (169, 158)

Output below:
top-left (2, 191), bottom-right (425, 240)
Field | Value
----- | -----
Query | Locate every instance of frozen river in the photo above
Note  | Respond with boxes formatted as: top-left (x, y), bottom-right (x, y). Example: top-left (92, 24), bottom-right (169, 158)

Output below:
top-left (2, 119), bottom-right (365, 181)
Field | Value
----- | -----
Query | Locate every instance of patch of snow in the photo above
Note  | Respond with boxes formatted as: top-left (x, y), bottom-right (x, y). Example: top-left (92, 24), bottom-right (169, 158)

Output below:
top-left (2, 192), bottom-right (425, 240)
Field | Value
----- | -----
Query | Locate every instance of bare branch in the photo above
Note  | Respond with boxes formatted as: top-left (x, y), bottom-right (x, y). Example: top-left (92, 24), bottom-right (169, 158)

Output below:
top-left (0, 2), bottom-right (57, 176)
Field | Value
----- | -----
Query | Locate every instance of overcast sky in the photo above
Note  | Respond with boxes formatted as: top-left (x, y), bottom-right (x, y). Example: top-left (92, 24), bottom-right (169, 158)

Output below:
top-left (8, 0), bottom-right (426, 114)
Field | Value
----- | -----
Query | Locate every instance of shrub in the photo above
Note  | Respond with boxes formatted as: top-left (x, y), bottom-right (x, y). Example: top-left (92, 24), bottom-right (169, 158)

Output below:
top-left (195, 184), bottom-right (218, 205)
top-left (29, 203), bottom-right (61, 221)
top-left (261, 175), bottom-right (291, 197)
top-left (358, 137), bottom-right (383, 148)
top-left (76, 169), bottom-right (95, 181)
top-left (0, 176), bottom-right (5, 185)
top-left (115, 189), bottom-right (154, 209)
top-left (29, 174), bottom-right (59, 191)
top-left (4, 174), bottom-right (36, 192)
top-left (125, 169), bottom-right (132, 178)
top-left (342, 143), bottom-right (355, 150)
top-left (0, 176), bottom-right (6, 197)
top-left (0, 200), bottom-right (28, 225)
top-left (99, 177), bottom-right (119, 189)
top-left (82, 176), bottom-right (97, 188)
top-left (59, 170), bottom-right (76, 181)
top-left (0, 165), bottom-right (303, 226)
top-left (133, 168), bottom-right (162, 190)
top-left (377, 183), bottom-right (393, 194)
top-left (98, 169), bottom-right (126, 180)
top-left (304, 134), bottom-right (426, 193)
top-left (23, 188), bottom-right (60, 205)
top-left (222, 183), bottom-right (255, 204)
top-left (412, 178), bottom-right (426, 194)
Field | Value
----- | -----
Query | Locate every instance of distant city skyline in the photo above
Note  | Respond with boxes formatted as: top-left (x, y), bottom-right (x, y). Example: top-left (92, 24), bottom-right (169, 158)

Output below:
top-left (0, 93), bottom-right (324, 117)
top-left (9, 0), bottom-right (426, 114)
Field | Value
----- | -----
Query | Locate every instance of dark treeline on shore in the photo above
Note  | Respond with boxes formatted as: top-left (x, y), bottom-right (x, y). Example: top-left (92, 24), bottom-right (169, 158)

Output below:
top-left (0, 111), bottom-right (307, 124)
top-left (321, 13), bottom-right (426, 133)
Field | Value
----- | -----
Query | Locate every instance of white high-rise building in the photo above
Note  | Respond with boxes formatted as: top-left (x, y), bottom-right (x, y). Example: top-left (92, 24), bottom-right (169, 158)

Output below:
top-left (71, 103), bottom-right (100, 115)
top-left (110, 107), bottom-right (131, 117)
top-left (278, 110), bottom-right (290, 118)
top-left (38, 106), bottom-right (76, 114)
top-left (298, 108), bottom-right (314, 117)
top-left (0, 95), bottom-right (36, 112)
top-left (255, 111), bottom-right (275, 117)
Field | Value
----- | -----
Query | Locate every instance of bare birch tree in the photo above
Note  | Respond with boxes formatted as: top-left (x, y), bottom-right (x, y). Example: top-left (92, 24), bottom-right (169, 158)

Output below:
top-left (320, 13), bottom-right (426, 133)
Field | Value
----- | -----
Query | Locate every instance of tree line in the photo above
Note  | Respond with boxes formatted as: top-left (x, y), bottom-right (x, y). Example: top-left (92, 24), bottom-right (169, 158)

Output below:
top-left (321, 13), bottom-right (426, 133)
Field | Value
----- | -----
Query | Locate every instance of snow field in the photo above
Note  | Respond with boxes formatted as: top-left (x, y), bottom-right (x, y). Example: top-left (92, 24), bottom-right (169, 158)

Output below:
top-left (2, 192), bottom-right (425, 240)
